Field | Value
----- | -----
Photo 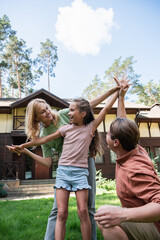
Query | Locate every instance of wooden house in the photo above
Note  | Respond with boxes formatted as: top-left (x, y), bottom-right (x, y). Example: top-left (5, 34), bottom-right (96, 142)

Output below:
top-left (0, 89), bottom-right (159, 180)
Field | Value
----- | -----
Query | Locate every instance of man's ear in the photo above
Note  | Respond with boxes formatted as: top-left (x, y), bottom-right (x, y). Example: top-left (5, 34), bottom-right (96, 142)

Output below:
top-left (114, 139), bottom-right (120, 147)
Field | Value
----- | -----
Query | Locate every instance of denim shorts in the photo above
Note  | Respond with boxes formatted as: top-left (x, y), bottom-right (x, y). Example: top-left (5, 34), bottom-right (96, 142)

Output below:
top-left (54, 165), bottom-right (91, 192)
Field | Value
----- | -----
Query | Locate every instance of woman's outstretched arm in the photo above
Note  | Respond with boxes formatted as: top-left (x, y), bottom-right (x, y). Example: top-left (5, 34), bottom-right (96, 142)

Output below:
top-left (6, 145), bottom-right (52, 168)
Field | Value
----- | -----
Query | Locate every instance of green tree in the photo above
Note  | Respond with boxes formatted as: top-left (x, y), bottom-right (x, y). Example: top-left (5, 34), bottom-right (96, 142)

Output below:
top-left (0, 15), bottom-right (15, 51)
top-left (0, 15), bottom-right (15, 97)
top-left (104, 56), bottom-right (141, 89)
top-left (82, 75), bottom-right (107, 99)
top-left (4, 35), bottom-right (33, 98)
top-left (82, 56), bottom-right (160, 105)
top-left (36, 39), bottom-right (58, 92)
top-left (19, 62), bottom-right (34, 96)
top-left (105, 56), bottom-right (160, 105)
top-left (0, 60), bottom-right (8, 97)
top-left (82, 56), bottom-right (141, 100)
top-left (131, 80), bottom-right (160, 105)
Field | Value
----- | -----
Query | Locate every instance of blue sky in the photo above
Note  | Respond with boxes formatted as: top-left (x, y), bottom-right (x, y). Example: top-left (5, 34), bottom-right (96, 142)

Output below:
top-left (1, 0), bottom-right (160, 99)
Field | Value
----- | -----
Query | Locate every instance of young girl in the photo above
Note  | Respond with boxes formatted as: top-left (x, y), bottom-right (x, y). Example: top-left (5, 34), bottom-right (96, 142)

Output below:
top-left (11, 90), bottom-right (121, 240)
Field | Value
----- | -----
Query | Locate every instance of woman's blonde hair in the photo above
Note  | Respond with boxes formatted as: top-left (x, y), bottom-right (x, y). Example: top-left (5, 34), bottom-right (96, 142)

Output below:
top-left (25, 98), bottom-right (60, 140)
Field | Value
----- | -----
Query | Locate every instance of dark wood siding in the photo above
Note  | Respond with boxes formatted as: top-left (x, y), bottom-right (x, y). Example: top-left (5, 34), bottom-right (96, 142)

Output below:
top-left (96, 133), bottom-right (116, 179)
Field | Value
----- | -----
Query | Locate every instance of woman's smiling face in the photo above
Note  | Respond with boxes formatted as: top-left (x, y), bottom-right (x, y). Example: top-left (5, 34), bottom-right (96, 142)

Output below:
top-left (35, 103), bottom-right (53, 127)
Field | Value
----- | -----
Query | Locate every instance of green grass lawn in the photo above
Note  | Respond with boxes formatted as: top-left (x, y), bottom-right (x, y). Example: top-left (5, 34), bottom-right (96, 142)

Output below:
top-left (0, 191), bottom-right (120, 240)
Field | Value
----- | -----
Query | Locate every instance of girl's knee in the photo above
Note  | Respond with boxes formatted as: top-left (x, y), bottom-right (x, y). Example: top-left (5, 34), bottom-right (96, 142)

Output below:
top-left (57, 208), bottom-right (68, 221)
top-left (78, 207), bottom-right (88, 220)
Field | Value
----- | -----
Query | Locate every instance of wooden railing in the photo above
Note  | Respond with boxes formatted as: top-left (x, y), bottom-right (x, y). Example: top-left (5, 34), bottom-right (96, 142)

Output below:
top-left (0, 162), bottom-right (19, 180)
top-left (13, 116), bottom-right (25, 130)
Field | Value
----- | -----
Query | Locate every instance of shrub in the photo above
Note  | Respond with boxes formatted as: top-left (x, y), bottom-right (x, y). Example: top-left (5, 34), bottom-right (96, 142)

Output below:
top-left (0, 183), bottom-right (8, 198)
top-left (152, 156), bottom-right (160, 178)
top-left (96, 170), bottom-right (116, 191)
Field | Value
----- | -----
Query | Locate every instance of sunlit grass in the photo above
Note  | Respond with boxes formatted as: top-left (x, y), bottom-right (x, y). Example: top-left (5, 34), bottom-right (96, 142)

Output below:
top-left (0, 191), bottom-right (120, 240)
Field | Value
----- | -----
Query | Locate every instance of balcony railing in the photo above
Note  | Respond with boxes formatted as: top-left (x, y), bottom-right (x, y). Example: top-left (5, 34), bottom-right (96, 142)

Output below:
top-left (0, 162), bottom-right (19, 179)
top-left (13, 116), bottom-right (25, 130)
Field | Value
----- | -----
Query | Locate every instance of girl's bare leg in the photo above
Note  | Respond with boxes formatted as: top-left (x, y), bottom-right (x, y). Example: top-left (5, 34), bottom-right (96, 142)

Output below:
top-left (55, 188), bottom-right (70, 240)
top-left (76, 189), bottom-right (91, 240)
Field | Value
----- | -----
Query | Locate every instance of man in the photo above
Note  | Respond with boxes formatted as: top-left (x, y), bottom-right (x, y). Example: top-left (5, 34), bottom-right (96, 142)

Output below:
top-left (94, 79), bottom-right (160, 240)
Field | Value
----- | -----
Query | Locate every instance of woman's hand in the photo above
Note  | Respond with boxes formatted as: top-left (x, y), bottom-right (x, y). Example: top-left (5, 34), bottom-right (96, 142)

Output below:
top-left (6, 145), bottom-right (26, 156)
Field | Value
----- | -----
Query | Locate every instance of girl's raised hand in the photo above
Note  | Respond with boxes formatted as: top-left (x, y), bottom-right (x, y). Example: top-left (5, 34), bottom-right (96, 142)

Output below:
top-left (114, 75), bottom-right (131, 89)
top-left (114, 75), bottom-right (131, 97)
top-left (121, 74), bottom-right (131, 88)
top-left (113, 76), bottom-right (121, 86)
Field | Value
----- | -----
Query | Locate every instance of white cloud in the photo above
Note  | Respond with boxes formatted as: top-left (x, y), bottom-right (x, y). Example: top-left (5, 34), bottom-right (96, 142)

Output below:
top-left (55, 0), bottom-right (116, 55)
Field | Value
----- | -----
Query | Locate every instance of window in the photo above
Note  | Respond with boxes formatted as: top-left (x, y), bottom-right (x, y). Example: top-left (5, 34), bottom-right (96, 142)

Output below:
top-left (25, 154), bottom-right (32, 179)
top-left (143, 147), bottom-right (152, 157)
top-left (95, 154), bottom-right (104, 163)
top-left (52, 149), bottom-right (59, 178)
top-left (110, 150), bottom-right (117, 163)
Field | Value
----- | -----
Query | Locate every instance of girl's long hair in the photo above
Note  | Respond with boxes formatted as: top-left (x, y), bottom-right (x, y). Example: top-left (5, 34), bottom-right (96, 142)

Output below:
top-left (25, 98), bottom-right (59, 140)
top-left (73, 98), bottom-right (102, 158)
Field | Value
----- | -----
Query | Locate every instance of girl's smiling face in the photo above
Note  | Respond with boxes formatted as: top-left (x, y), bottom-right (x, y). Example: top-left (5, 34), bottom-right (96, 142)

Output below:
top-left (68, 102), bottom-right (86, 126)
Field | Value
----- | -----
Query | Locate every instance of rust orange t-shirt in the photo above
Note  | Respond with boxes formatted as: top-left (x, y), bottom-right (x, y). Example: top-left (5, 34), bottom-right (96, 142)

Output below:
top-left (116, 145), bottom-right (160, 232)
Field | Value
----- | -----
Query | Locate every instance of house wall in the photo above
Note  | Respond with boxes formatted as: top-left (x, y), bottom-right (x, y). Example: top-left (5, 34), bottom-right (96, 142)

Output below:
top-left (139, 122), bottom-right (160, 137)
top-left (95, 114), bottom-right (136, 132)
top-left (139, 123), bottom-right (150, 137)
top-left (0, 104), bottom-right (160, 180)
top-left (0, 113), bottom-right (13, 133)
top-left (0, 133), bottom-right (13, 179)
top-left (14, 108), bottom-right (26, 116)
top-left (150, 123), bottom-right (160, 137)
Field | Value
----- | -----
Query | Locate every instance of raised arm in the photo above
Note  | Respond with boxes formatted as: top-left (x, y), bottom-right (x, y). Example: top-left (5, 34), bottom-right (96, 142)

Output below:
top-left (115, 75), bottom-right (130, 118)
top-left (92, 75), bottom-right (130, 133)
top-left (92, 90), bottom-right (119, 133)
top-left (12, 129), bottom-right (61, 150)
top-left (6, 145), bottom-right (52, 168)
top-left (117, 87), bottom-right (127, 118)
top-left (89, 86), bottom-right (120, 109)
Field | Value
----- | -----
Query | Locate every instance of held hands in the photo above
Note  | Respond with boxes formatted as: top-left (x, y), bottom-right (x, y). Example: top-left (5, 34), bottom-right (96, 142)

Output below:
top-left (114, 75), bottom-right (131, 97)
top-left (94, 205), bottom-right (127, 228)
top-left (6, 145), bottom-right (26, 156)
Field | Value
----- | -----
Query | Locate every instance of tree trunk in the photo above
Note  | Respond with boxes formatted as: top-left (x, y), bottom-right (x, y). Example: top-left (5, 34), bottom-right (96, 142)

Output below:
top-left (11, 67), bottom-right (14, 98)
top-left (15, 55), bottom-right (21, 98)
top-left (48, 56), bottom-right (50, 92)
top-left (0, 70), bottom-right (2, 98)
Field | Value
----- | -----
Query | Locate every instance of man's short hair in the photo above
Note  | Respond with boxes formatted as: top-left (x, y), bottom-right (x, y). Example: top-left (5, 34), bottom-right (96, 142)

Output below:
top-left (110, 118), bottom-right (140, 151)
